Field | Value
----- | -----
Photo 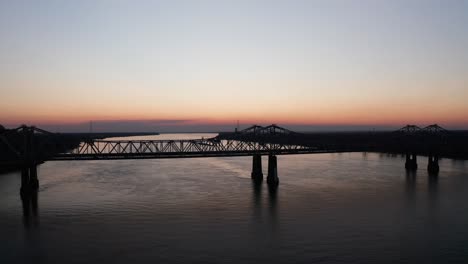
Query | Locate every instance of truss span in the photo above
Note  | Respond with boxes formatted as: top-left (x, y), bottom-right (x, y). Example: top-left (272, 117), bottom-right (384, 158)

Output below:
top-left (51, 139), bottom-right (332, 160)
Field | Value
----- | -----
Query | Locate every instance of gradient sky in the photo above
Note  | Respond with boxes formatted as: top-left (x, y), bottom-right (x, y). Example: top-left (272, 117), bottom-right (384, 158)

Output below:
top-left (1, 0), bottom-right (467, 131)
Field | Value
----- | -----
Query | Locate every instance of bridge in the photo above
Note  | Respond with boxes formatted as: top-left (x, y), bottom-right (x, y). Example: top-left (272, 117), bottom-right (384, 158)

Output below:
top-left (0, 124), bottom-right (451, 194)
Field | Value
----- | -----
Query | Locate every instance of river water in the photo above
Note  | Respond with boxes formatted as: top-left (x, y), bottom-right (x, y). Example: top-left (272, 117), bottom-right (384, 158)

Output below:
top-left (1, 133), bottom-right (468, 263)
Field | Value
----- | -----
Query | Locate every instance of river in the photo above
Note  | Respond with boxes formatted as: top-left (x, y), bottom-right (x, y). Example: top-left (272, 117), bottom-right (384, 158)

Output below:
top-left (1, 133), bottom-right (467, 263)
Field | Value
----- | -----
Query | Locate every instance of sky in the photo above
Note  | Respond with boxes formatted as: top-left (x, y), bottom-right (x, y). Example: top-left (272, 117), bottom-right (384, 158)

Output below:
top-left (0, 0), bottom-right (467, 132)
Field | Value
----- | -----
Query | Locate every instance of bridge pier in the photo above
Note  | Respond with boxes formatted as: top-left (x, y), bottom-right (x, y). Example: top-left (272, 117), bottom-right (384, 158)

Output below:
top-left (21, 167), bottom-right (30, 194)
top-left (405, 153), bottom-right (418, 170)
top-left (427, 154), bottom-right (440, 174)
top-left (20, 165), bottom-right (39, 195)
top-left (251, 154), bottom-right (263, 182)
top-left (20, 126), bottom-right (39, 194)
top-left (267, 155), bottom-right (279, 186)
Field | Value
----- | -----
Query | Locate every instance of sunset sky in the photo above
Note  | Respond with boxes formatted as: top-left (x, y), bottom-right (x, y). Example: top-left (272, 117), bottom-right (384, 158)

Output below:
top-left (1, 0), bottom-right (467, 132)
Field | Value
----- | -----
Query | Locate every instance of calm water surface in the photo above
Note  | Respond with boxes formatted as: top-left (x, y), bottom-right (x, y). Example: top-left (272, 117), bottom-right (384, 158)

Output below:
top-left (1, 133), bottom-right (468, 263)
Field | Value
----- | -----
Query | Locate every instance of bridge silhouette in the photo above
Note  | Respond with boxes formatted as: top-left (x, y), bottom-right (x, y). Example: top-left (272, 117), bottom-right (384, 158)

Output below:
top-left (0, 124), bottom-right (450, 194)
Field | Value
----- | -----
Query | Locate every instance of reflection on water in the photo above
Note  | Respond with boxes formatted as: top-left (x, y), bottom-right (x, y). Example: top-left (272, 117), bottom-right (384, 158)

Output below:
top-left (1, 136), bottom-right (468, 263)
top-left (21, 191), bottom-right (39, 229)
top-left (252, 180), bottom-right (262, 206)
top-left (405, 170), bottom-right (417, 201)
top-left (428, 172), bottom-right (439, 208)
top-left (267, 185), bottom-right (278, 231)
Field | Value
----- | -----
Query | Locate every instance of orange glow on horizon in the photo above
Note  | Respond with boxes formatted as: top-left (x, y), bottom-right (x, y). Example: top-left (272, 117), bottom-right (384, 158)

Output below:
top-left (2, 92), bottom-right (467, 129)
top-left (2, 111), bottom-right (468, 129)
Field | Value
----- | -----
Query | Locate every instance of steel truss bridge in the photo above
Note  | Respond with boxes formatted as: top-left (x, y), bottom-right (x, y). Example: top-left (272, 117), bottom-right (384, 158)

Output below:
top-left (0, 124), bottom-right (335, 161)
top-left (56, 139), bottom-right (333, 160)
top-left (0, 123), bottom-right (450, 192)
top-left (57, 125), bottom-right (334, 159)
top-left (0, 124), bottom-right (330, 191)
top-left (0, 123), bottom-right (449, 162)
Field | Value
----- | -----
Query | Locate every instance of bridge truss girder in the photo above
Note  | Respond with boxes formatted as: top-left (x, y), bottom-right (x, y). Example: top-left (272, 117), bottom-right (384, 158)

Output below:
top-left (51, 139), bottom-right (324, 160)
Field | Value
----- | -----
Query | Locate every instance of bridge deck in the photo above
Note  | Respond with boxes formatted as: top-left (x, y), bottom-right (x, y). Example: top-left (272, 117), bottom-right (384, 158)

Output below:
top-left (48, 139), bottom-right (340, 160)
top-left (51, 149), bottom-right (344, 160)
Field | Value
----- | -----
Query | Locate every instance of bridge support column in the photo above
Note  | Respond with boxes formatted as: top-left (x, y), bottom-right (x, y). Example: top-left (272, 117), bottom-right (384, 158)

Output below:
top-left (251, 155), bottom-right (263, 182)
top-left (20, 126), bottom-right (39, 194)
top-left (20, 167), bottom-right (30, 194)
top-left (428, 154), bottom-right (439, 174)
top-left (20, 165), bottom-right (39, 195)
top-left (405, 153), bottom-right (418, 170)
top-left (29, 165), bottom-right (39, 190)
top-left (267, 155), bottom-right (279, 186)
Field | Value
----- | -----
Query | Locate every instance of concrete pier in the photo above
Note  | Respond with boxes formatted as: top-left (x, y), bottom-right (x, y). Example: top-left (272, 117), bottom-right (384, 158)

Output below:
top-left (405, 153), bottom-right (418, 170)
top-left (21, 167), bottom-right (30, 194)
top-left (267, 155), bottom-right (279, 186)
top-left (20, 165), bottom-right (39, 195)
top-left (29, 165), bottom-right (39, 190)
top-left (251, 154), bottom-right (263, 182)
top-left (427, 154), bottom-right (440, 174)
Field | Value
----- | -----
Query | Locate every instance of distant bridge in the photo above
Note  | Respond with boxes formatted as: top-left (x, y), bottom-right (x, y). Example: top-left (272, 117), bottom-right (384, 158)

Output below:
top-left (0, 124), bottom-right (450, 193)
top-left (396, 124), bottom-right (449, 135)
